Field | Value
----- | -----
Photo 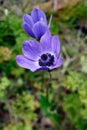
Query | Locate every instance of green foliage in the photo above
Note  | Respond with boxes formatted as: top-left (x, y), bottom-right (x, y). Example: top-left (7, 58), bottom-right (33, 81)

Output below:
top-left (4, 122), bottom-right (33, 130)
top-left (0, 46), bottom-right (12, 63)
top-left (0, 18), bottom-right (16, 47)
top-left (59, 0), bottom-right (87, 22)
top-left (0, 77), bottom-right (10, 100)
top-left (62, 71), bottom-right (87, 130)
top-left (3, 92), bottom-right (39, 130)
top-left (40, 95), bottom-right (60, 124)
top-left (63, 71), bottom-right (85, 91)
top-left (80, 55), bottom-right (87, 74)
top-left (12, 92), bottom-right (39, 121)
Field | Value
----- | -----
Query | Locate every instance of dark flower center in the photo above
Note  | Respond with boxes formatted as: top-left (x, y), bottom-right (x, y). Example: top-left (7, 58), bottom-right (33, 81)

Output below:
top-left (39, 53), bottom-right (54, 67)
top-left (41, 54), bottom-right (48, 61)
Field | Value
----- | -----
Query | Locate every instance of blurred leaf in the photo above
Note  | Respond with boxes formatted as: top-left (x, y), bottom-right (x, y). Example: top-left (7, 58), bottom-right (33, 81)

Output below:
top-left (80, 55), bottom-right (87, 73)
top-left (0, 47), bottom-right (12, 63)
top-left (40, 95), bottom-right (60, 123)
top-left (0, 77), bottom-right (10, 100)
top-left (40, 95), bottom-right (51, 115)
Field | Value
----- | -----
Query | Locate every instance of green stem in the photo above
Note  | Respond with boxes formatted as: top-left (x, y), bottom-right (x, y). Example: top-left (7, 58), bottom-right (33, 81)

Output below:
top-left (46, 71), bottom-right (52, 101)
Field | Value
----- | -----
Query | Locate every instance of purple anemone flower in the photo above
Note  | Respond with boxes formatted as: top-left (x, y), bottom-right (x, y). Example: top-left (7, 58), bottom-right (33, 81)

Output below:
top-left (16, 31), bottom-right (63, 72)
top-left (22, 8), bottom-right (49, 39)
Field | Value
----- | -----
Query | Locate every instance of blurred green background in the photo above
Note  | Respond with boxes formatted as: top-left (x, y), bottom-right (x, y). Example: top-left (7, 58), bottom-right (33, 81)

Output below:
top-left (0, 0), bottom-right (87, 130)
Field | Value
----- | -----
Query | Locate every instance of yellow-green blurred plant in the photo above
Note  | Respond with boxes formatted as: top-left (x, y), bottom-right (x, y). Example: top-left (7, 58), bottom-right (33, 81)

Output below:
top-left (0, 77), bottom-right (10, 100)
top-left (62, 71), bottom-right (87, 130)
top-left (0, 47), bottom-right (12, 63)
top-left (11, 92), bottom-right (39, 126)
top-left (4, 122), bottom-right (33, 130)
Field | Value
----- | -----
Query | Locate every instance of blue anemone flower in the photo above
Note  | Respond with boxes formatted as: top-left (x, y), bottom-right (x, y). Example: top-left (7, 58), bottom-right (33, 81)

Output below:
top-left (16, 30), bottom-right (62, 72)
top-left (22, 8), bottom-right (49, 39)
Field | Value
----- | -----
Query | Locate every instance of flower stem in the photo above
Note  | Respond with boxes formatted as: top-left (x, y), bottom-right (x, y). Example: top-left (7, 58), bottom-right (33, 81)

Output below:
top-left (46, 71), bottom-right (52, 101)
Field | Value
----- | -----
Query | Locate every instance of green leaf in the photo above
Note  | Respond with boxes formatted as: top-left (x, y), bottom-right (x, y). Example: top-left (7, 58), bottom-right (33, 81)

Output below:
top-left (40, 95), bottom-right (51, 115)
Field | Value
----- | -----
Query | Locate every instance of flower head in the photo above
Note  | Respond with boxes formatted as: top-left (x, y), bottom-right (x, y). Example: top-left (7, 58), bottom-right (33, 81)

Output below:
top-left (22, 8), bottom-right (49, 39)
top-left (16, 30), bottom-right (62, 72)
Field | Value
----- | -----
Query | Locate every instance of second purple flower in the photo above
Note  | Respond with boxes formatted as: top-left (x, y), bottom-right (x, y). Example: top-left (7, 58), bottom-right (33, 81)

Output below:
top-left (22, 8), bottom-right (49, 39)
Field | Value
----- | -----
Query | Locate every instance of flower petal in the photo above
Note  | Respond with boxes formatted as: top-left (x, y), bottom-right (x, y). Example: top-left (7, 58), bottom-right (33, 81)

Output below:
top-left (51, 35), bottom-right (60, 55)
top-left (40, 30), bottom-right (52, 52)
top-left (22, 23), bottom-right (35, 38)
top-left (33, 21), bottom-right (48, 38)
top-left (31, 8), bottom-right (47, 23)
top-left (16, 55), bottom-right (39, 72)
top-left (23, 14), bottom-right (34, 27)
top-left (50, 56), bottom-right (63, 70)
top-left (22, 40), bottom-right (41, 60)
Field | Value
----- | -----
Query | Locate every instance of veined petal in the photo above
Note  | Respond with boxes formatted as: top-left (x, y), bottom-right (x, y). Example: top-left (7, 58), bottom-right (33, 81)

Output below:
top-left (51, 35), bottom-right (60, 55)
top-left (22, 40), bottom-right (41, 60)
top-left (50, 56), bottom-right (63, 70)
top-left (33, 21), bottom-right (48, 38)
top-left (16, 55), bottom-right (39, 72)
top-left (40, 30), bottom-right (52, 52)
top-left (31, 8), bottom-right (47, 23)
top-left (22, 23), bottom-right (35, 38)
top-left (23, 14), bottom-right (34, 27)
